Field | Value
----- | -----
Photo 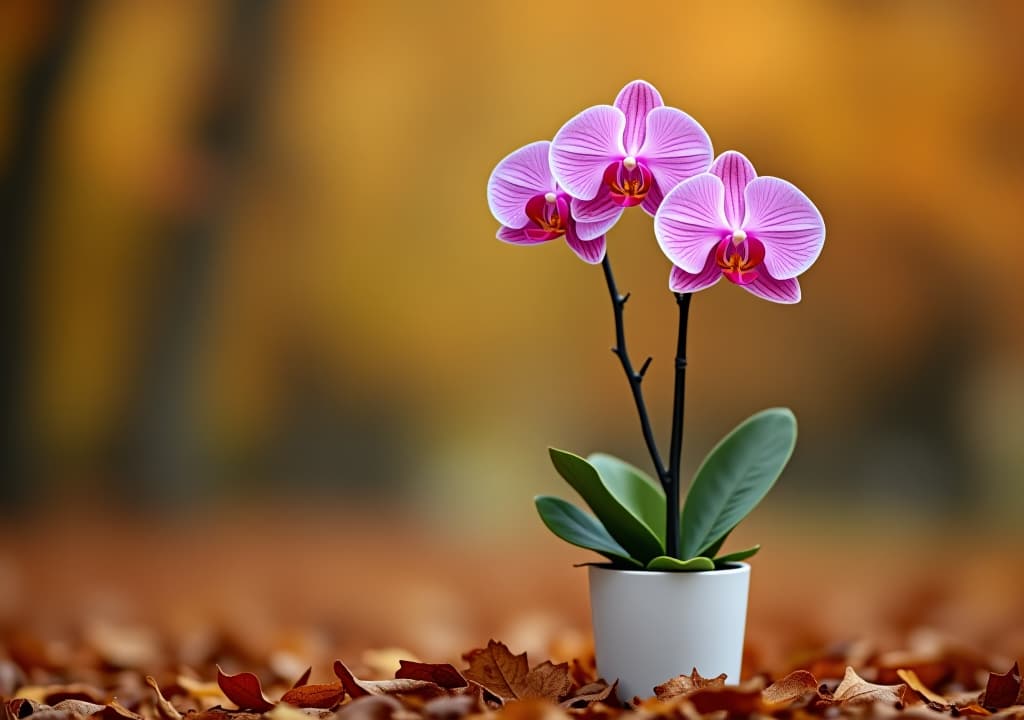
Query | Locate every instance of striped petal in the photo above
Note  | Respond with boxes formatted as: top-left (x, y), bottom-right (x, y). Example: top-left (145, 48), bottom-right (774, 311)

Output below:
top-left (550, 105), bottom-right (626, 201)
top-left (669, 252), bottom-right (721, 294)
top-left (496, 224), bottom-right (552, 245)
top-left (614, 80), bottom-right (663, 156)
top-left (654, 173), bottom-right (729, 273)
top-left (743, 176), bottom-right (825, 279)
top-left (637, 107), bottom-right (713, 201)
top-left (571, 192), bottom-right (624, 240)
top-left (710, 151), bottom-right (757, 229)
top-left (487, 141), bottom-right (555, 229)
top-left (565, 222), bottom-right (606, 264)
top-left (742, 272), bottom-right (802, 304)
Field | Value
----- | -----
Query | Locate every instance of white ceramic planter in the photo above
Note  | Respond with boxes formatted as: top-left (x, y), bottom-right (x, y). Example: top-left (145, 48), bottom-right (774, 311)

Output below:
top-left (588, 562), bottom-right (750, 701)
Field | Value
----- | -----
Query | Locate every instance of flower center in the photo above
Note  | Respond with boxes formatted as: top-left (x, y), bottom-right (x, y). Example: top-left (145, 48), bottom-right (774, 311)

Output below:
top-left (524, 193), bottom-right (567, 240)
top-left (715, 234), bottom-right (765, 286)
top-left (603, 161), bottom-right (653, 207)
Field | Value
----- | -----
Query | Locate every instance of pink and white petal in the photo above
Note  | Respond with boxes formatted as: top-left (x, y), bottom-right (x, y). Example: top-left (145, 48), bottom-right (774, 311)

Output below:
top-left (496, 225), bottom-right (550, 245)
top-left (574, 211), bottom-right (622, 241)
top-left (571, 190), bottom-right (621, 222)
top-left (669, 254), bottom-right (721, 294)
top-left (550, 105), bottom-right (626, 201)
top-left (564, 225), bottom-right (606, 264)
top-left (654, 174), bottom-right (729, 273)
top-left (637, 106), bottom-right (714, 194)
top-left (743, 176), bottom-right (825, 279)
top-left (710, 151), bottom-right (757, 229)
top-left (742, 273), bottom-right (801, 304)
top-left (614, 79), bottom-right (663, 156)
top-left (487, 141), bottom-right (555, 228)
top-left (640, 178), bottom-right (664, 215)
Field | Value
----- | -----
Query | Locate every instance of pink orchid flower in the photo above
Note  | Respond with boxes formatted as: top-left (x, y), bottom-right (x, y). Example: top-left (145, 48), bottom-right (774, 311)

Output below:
top-left (487, 140), bottom-right (606, 264)
top-left (549, 80), bottom-right (713, 242)
top-left (654, 151), bottom-right (825, 304)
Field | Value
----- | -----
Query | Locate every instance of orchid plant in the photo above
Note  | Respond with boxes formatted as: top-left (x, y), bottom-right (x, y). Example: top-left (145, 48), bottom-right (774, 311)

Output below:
top-left (487, 80), bottom-right (825, 571)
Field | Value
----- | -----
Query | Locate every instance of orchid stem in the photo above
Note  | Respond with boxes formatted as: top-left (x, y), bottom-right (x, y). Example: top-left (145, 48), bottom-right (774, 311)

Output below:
top-left (600, 254), bottom-right (669, 490)
top-left (666, 292), bottom-right (692, 559)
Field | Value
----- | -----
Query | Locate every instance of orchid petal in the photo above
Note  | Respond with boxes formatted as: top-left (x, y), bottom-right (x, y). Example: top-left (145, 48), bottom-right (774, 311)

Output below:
top-left (550, 105), bottom-right (626, 201)
top-left (743, 176), bottom-right (825, 279)
top-left (668, 253), bottom-right (721, 294)
top-left (710, 151), bottom-right (757, 229)
top-left (614, 80), bottom-right (663, 156)
top-left (640, 178), bottom-right (664, 216)
top-left (742, 272), bottom-right (802, 304)
top-left (487, 141), bottom-right (555, 229)
top-left (637, 106), bottom-right (713, 199)
top-left (565, 222), bottom-right (606, 264)
top-left (570, 192), bottom-right (624, 240)
top-left (496, 225), bottom-right (551, 245)
top-left (654, 173), bottom-right (728, 273)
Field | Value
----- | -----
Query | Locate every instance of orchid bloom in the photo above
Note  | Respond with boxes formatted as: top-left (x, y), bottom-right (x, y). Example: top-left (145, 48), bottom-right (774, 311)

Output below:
top-left (654, 151), bottom-right (825, 304)
top-left (549, 80), bottom-right (713, 242)
top-left (487, 140), bottom-right (606, 264)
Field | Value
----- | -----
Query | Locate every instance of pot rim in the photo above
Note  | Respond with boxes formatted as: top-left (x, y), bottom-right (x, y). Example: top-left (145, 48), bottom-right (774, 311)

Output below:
top-left (587, 561), bottom-right (750, 577)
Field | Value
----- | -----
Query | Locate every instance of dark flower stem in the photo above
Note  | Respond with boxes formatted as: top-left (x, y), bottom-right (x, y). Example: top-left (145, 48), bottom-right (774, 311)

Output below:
top-left (666, 292), bottom-right (692, 559)
top-left (600, 255), bottom-right (668, 487)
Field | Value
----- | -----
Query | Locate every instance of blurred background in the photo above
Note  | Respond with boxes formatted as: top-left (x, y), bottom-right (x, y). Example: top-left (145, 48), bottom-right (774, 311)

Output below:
top-left (1, 0), bottom-right (1023, 675)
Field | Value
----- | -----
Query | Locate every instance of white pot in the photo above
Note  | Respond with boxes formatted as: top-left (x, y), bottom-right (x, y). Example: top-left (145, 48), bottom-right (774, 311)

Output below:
top-left (588, 562), bottom-right (750, 701)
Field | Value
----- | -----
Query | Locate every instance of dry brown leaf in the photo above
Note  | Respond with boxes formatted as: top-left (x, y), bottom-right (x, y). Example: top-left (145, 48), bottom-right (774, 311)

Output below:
top-left (394, 661), bottom-right (466, 690)
top-left (981, 661), bottom-right (1021, 709)
top-left (685, 684), bottom-right (766, 715)
top-left (278, 683), bottom-right (345, 709)
top-left (831, 667), bottom-right (907, 706)
top-left (653, 668), bottom-right (726, 701)
top-left (290, 669), bottom-right (312, 690)
top-left (144, 677), bottom-right (182, 720)
top-left (462, 640), bottom-right (571, 703)
top-left (333, 660), bottom-right (443, 700)
top-left (761, 670), bottom-right (820, 707)
top-left (955, 702), bottom-right (993, 716)
top-left (215, 666), bottom-right (275, 712)
top-left (559, 681), bottom-right (616, 708)
top-left (97, 699), bottom-right (144, 720)
top-left (895, 668), bottom-right (947, 705)
top-left (49, 700), bottom-right (106, 716)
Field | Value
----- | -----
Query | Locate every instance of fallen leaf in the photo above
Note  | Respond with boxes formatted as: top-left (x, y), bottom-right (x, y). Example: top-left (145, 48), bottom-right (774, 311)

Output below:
top-left (361, 649), bottom-right (419, 680)
top-left (653, 668), bottom-right (727, 701)
top-left (49, 700), bottom-right (106, 716)
top-left (981, 662), bottom-right (1021, 709)
top-left (394, 661), bottom-right (466, 690)
top-left (559, 681), bottom-right (617, 708)
top-left (685, 684), bottom-right (766, 715)
top-left (96, 699), bottom-right (145, 720)
top-left (831, 667), bottom-right (907, 706)
top-left (333, 660), bottom-right (443, 700)
top-left (955, 702), bottom-right (993, 716)
top-left (176, 676), bottom-right (226, 701)
top-left (291, 668), bottom-right (312, 690)
top-left (462, 640), bottom-right (571, 703)
top-left (215, 666), bottom-right (275, 712)
top-left (762, 670), bottom-right (820, 707)
top-left (279, 683), bottom-right (345, 709)
top-left (144, 677), bottom-right (182, 720)
top-left (896, 668), bottom-right (947, 705)
top-left (421, 692), bottom-right (485, 719)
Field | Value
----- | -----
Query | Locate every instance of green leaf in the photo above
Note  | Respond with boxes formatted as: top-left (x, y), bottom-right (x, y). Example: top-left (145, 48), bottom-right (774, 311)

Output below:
top-left (714, 544), bottom-right (761, 564)
top-left (587, 453), bottom-right (666, 542)
top-left (534, 496), bottom-right (642, 567)
top-left (548, 448), bottom-right (664, 563)
top-left (645, 555), bottom-right (715, 572)
top-left (680, 408), bottom-right (797, 559)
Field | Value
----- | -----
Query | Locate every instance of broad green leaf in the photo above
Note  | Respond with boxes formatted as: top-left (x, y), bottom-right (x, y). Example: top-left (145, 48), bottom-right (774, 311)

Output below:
top-left (680, 408), bottom-right (797, 559)
top-left (534, 496), bottom-right (642, 567)
top-left (549, 448), bottom-right (664, 563)
top-left (587, 453), bottom-right (666, 542)
top-left (714, 545), bottom-right (761, 564)
top-left (646, 555), bottom-right (715, 572)
top-left (701, 528), bottom-right (733, 559)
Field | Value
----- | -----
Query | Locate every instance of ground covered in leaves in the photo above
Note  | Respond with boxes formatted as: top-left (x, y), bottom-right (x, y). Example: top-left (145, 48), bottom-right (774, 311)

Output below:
top-left (2, 513), bottom-right (1023, 719)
